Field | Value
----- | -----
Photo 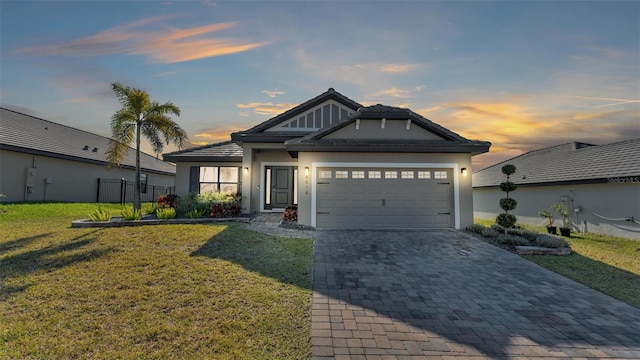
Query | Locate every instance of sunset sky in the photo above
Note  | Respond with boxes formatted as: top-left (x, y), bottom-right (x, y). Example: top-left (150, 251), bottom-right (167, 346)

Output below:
top-left (1, 1), bottom-right (638, 170)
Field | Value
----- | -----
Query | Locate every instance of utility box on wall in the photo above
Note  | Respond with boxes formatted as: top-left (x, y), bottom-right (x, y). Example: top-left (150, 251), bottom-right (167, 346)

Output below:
top-left (26, 167), bottom-right (37, 187)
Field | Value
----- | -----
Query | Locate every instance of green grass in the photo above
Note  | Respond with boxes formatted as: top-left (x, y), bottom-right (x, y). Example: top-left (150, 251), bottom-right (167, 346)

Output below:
top-left (475, 219), bottom-right (640, 308)
top-left (1, 203), bottom-right (312, 359)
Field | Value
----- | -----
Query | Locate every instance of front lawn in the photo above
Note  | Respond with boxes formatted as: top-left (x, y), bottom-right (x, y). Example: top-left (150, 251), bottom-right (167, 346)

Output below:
top-left (0, 203), bottom-right (312, 359)
top-left (475, 219), bottom-right (640, 308)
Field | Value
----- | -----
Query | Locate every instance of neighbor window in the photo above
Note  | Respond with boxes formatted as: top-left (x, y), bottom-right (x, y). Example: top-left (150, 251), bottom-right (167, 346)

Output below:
top-left (190, 166), bottom-right (241, 195)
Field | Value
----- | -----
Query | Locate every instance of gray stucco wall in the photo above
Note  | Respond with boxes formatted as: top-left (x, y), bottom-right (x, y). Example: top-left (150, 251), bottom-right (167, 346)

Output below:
top-left (0, 149), bottom-right (175, 203)
top-left (473, 182), bottom-right (640, 239)
top-left (324, 119), bottom-right (445, 140)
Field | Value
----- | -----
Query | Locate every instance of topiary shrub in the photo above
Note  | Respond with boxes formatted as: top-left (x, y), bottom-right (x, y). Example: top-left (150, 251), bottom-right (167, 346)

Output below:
top-left (496, 164), bottom-right (518, 228)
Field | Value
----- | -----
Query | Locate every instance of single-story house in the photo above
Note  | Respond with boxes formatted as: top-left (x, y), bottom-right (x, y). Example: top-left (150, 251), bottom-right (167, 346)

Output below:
top-left (164, 88), bottom-right (491, 229)
top-left (0, 107), bottom-right (176, 203)
top-left (473, 139), bottom-right (640, 239)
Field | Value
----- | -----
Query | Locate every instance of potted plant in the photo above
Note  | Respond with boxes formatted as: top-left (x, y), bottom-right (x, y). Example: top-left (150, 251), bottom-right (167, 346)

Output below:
top-left (538, 208), bottom-right (556, 234)
top-left (552, 202), bottom-right (571, 237)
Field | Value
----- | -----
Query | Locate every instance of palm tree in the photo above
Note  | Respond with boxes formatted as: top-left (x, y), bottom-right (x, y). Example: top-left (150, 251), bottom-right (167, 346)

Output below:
top-left (107, 82), bottom-right (187, 210)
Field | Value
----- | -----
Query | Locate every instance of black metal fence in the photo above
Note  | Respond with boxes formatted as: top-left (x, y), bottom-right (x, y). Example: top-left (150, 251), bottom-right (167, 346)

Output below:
top-left (96, 178), bottom-right (174, 204)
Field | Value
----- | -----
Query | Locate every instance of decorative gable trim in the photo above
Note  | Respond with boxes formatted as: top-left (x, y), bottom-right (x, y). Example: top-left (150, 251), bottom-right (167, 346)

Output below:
top-left (266, 100), bottom-right (356, 132)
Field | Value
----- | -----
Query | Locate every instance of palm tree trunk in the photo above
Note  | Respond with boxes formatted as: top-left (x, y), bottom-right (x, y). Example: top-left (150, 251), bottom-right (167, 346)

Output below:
top-left (134, 123), bottom-right (141, 210)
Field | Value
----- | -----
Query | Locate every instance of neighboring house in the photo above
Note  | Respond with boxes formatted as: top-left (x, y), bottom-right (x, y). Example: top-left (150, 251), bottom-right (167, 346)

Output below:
top-left (473, 139), bottom-right (640, 239)
top-left (0, 107), bottom-right (176, 203)
top-left (164, 88), bottom-right (491, 229)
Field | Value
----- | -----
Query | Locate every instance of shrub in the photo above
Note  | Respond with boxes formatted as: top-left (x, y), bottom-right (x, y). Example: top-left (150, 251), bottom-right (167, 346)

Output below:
top-left (209, 195), bottom-right (242, 218)
top-left (496, 164), bottom-right (518, 228)
top-left (534, 234), bottom-right (569, 248)
top-left (88, 207), bottom-right (111, 222)
top-left (481, 227), bottom-right (500, 238)
top-left (467, 224), bottom-right (486, 234)
top-left (121, 207), bottom-right (142, 221)
top-left (157, 194), bottom-right (179, 209)
top-left (156, 207), bottom-right (176, 219)
top-left (142, 203), bottom-right (159, 215)
top-left (496, 213), bottom-right (517, 229)
top-left (186, 208), bottom-right (206, 219)
top-left (496, 234), bottom-right (530, 246)
top-left (491, 223), bottom-right (506, 233)
top-left (283, 206), bottom-right (298, 222)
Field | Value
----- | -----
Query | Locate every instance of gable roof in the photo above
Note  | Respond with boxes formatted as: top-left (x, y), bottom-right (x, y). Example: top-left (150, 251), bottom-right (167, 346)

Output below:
top-left (163, 141), bottom-right (242, 162)
top-left (472, 138), bottom-right (640, 188)
top-left (285, 104), bottom-right (491, 155)
top-left (231, 88), bottom-right (362, 143)
top-left (0, 107), bottom-right (176, 175)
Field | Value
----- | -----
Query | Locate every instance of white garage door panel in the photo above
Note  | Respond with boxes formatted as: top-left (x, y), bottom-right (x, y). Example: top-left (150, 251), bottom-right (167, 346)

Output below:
top-left (316, 168), bottom-right (453, 228)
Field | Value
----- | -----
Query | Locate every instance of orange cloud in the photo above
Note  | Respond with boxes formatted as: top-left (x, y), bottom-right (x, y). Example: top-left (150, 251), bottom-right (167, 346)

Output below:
top-left (236, 102), bottom-right (297, 116)
top-left (14, 18), bottom-right (266, 64)
top-left (261, 90), bottom-right (285, 98)
top-left (355, 63), bottom-right (422, 73)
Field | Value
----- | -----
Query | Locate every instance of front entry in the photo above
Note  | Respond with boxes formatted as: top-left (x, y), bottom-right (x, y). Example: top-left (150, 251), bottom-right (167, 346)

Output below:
top-left (265, 166), bottom-right (297, 209)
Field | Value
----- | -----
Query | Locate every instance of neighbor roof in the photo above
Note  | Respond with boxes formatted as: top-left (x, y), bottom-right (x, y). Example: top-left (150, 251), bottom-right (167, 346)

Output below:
top-left (163, 141), bottom-right (242, 162)
top-left (0, 107), bottom-right (176, 175)
top-left (231, 88), bottom-right (362, 143)
top-left (285, 104), bottom-right (491, 155)
top-left (473, 138), bottom-right (640, 188)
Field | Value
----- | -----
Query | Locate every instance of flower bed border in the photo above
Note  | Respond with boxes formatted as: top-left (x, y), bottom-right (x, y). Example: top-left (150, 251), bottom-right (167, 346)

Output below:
top-left (72, 216), bottom-right (250, 228)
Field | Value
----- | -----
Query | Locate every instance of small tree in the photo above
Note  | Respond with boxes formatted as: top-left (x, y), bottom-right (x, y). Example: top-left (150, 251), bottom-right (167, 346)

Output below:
top-left (496, 164), bottom-right (518, 228)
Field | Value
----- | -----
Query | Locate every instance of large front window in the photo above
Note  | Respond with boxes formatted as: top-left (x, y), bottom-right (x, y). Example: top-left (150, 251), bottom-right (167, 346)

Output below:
top-left (190, 166), bottom-right (241, 195)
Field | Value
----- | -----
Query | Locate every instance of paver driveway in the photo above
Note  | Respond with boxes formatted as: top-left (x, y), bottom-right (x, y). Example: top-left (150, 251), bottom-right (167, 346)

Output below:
top-left (311, 230), bottom-right (640, 359)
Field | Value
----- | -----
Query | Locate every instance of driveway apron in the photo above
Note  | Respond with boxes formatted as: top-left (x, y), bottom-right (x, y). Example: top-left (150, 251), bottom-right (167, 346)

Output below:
top-left (311, 229), bottom-right (640, 359)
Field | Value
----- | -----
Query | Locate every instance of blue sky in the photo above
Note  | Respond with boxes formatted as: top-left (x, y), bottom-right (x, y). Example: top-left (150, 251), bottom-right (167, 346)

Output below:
top-left (1, 1), bottom-right (638, 169)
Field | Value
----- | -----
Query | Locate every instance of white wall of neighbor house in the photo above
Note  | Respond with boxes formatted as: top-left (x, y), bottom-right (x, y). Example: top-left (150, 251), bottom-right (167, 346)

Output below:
top-left (240, 143), bottom-right (292, 214)
top-left (296, 152), bottom-right (474, 229)
top-left (473, 182), bottom-right (640, 239)
top-left (0, 149), bottom-right (175, 203)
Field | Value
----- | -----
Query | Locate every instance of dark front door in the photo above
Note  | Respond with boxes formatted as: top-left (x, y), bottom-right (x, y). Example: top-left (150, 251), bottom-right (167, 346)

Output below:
top-left (269, 166), bottom-right (293, 209)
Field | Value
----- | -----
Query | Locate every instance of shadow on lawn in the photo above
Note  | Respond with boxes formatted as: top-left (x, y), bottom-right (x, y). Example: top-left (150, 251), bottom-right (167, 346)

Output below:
top-left (0, 230), bottom-right (114, 299)
top-left (190, 225), bottom-right (312, 290)
top-left (0, 233), bottom-right (53, 253)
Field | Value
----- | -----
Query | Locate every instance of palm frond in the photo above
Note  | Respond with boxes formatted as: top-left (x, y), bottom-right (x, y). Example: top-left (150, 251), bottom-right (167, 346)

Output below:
top-left (141, 124), bottom-right (164, 154)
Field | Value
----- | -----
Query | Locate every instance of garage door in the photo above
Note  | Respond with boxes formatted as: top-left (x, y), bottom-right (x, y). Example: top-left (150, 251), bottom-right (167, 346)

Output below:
top-left (316, 168), bottom-right (453, 228)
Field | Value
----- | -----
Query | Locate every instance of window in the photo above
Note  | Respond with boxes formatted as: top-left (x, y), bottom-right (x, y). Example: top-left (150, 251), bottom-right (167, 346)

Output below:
top-left (417, 171), bottom-right (431, 179)
top-left (368, 171), bottom-right (381, 179)
top-left (190, 166), bottom-right (241, 195)
top-left (434, 171), bottom-right (448, 179)
top-left (352, 170), bottom-right (365, 179)
top-left (384, 171), bottom-right (398, 179)
top-left (401, 171), bottom-right (414, 179)
top-left (335, 171), bottom-right (348, 179)
top-left (139, 173), bottom-right (148, 193)
top-left (319, 170), bottom-right (332, 179)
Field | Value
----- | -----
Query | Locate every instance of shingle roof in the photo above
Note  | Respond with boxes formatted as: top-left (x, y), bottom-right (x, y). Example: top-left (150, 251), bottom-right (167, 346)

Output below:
top-left (285, 104), bottom-right (491, 155)
top-left (231, 87), bottom-right (362, 142)
top-left (472, 138), bottom-right (640, 187)
top-left (0, 107), bottom-right (176, 174)
top-left (162, 141), bottom-right (242, 162)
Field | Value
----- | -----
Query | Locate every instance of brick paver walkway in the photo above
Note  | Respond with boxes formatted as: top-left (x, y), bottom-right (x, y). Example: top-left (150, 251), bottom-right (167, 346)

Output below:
top-left (311, 229), bottom-right (640, 359)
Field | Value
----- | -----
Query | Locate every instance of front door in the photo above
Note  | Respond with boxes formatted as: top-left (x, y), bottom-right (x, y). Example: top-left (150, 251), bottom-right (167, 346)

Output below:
top-left (266, 166), bottom-right (295, 209)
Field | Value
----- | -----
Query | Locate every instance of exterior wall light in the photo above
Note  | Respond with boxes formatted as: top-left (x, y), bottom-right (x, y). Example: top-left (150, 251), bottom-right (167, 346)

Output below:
top-left (461, 168), bottom-right (468, 176)
top-left (304, 167), bottom-right (309, 177)
top-left (244, 167), bottom-right (249, 174)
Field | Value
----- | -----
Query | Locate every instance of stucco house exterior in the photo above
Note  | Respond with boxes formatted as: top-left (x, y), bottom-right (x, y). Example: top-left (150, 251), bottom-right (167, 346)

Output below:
top-left (473, 139), bottom-right (640, 239)
top-left (164, 88), bottom-right (491, 229)
top-left (0, 107), bottom-right (176, 203)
